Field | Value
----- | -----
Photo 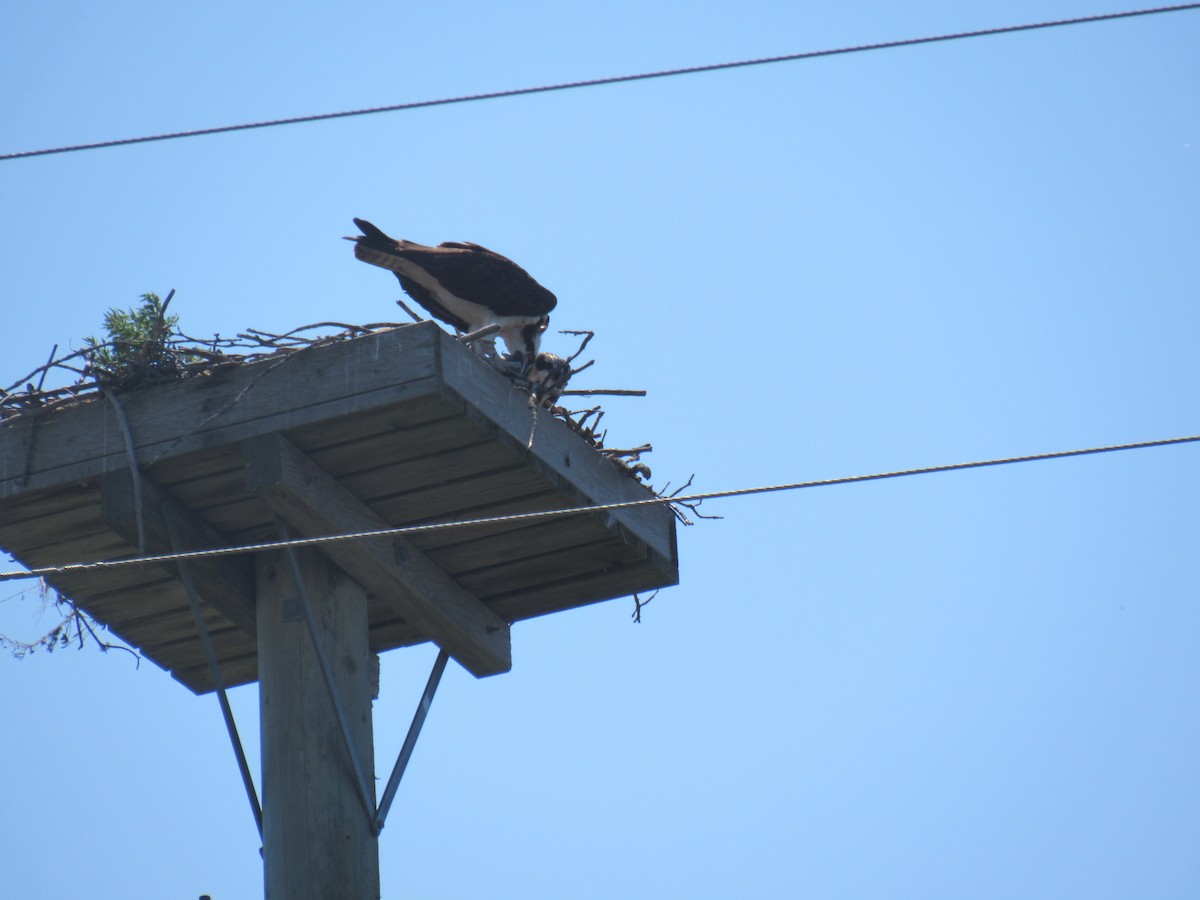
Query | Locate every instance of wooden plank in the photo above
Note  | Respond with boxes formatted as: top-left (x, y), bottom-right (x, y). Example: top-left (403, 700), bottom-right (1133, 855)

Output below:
top-left (243, 431), bottom-right (511, 678)
top-left (151, 460), bottom-right (248, 514)
top-left (80, 574), bottom-right (186, 621)
top-left (103, 595), bottom-right (238, 649)
top-left (0, 504), bottom-right (109, 554)
top-left (99, 469), bottom-right (257, 637)
top-left (368, 469), bottom-right (556, 526)
top-left (0, 323), bottom-right (443, 501)
top-left (146, 444), bottom-right (245, 488)
top-left (489, 562), bottom-right (678, 623)
top-left (180, 493), bottom-right (271, 540)
top-left (424, 516), bottom-right (613, 573)
top-left (458, 535), bottom-right (648, 598)
top-left (136, 422), bottom-right (497, 539)
top-left (152, 415), bottom-right (493, 519)
top-left (343, 448), bottom-right (522, 518)
top-left (12, 531), bottom-right (132, 571)
top-left (360, 559), bottom-right (678, 652)
top-left (302, 412), bottom-right (480, 475)
top-left (286, 391), bottom-right (461, 454)
top-left (172, 651), bottom-right (259, 694)
top-left (411, 489), bottom-right (607, 550)
top-left (36, 565), bottom-right (162, 615)
top-left (116, 610), bottom-right (254, 671)
top-left (157, 622), bottom-right (257, 672)
top-left (0, 481), bottom-right (100, 523)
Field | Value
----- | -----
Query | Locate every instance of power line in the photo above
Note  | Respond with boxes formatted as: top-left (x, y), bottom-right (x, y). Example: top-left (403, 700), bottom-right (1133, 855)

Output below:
top-left (3, 3), bottom-right (1198, 162)
top-left (0, 433), bottom-right (1195, 583)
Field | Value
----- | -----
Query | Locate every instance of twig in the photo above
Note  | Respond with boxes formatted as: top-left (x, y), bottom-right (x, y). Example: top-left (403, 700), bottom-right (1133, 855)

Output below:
top-left (0, 590), bottom-right (140, 665)
top-left (71, 605), bottom-right (141, 666)
top-left (396, 297), bottom-right (424, 323)
top-left (561, 388), bottom-right (645, 397)
top-left (254, 321), bottom-right (376, 340)
top-left (632, 590), bottom-right (659, 623)
top-left (657, 474), bottom-right (723, 525)
top-left (569, 406), bottom-right (603, 429)
top-left (459, 323), bottom-right (501, 345)
top-left (560, 329), bottom-right (595, 364)
top-left (602, 443), bottom-right (653, 457)
top-left (3, 345), bottom-right (92, 397)
top-left (34, 344), bottom-right (58, 393)
top-left (526, 393), bottom-right (539, 450)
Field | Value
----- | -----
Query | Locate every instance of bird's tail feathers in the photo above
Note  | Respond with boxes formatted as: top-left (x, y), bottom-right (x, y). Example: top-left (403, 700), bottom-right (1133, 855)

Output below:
top-left (349, 218), bottom-right (411, 269)
top-left (352, 217), bottom-right (392, 243)
top-left (353, 242), bottom-right (409, 273)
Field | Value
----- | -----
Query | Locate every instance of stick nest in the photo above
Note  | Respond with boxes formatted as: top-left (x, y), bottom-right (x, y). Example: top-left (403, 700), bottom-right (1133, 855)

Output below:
top-left (0, 306), bottom-right (662, 487)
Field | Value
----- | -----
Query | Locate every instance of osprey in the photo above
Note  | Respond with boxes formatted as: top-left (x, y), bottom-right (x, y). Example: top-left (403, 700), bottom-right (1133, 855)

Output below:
top-left (526, 352), bottom-right (572, 408)
top-left (348, 218), bottom-right (556, 371)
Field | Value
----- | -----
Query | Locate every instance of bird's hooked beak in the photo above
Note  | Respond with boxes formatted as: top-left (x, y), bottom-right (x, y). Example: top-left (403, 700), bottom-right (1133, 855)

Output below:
top-left (516, 316), bottom-right (551, 374)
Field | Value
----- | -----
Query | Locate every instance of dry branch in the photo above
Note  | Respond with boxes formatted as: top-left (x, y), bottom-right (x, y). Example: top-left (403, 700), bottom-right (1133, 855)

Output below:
top-left (561, 388), bottom-right (646, 397)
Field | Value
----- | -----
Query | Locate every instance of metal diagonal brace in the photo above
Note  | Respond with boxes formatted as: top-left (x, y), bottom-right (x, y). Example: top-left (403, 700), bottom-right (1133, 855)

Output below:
top-left (164, 508), bottom-right (263, 840)
top-left (375, 648), bottom-right (449, 832)
top-left (276, 518), bottom-right (380, 835)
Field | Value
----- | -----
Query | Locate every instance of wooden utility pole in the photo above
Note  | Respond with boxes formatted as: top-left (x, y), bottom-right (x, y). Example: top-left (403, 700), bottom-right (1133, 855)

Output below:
top-left (257, 548), bottom-right (379, 899)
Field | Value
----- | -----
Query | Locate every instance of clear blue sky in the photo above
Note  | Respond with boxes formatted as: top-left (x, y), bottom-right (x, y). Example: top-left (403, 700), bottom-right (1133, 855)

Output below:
top-left (2, 2), bottom-right (1198, 897)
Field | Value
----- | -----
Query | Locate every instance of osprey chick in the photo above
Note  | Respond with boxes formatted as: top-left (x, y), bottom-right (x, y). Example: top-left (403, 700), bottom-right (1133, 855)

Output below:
top-left (348, 218), bottom-right (556, 372)
top-left (526, 353), bottom-right (572, 408)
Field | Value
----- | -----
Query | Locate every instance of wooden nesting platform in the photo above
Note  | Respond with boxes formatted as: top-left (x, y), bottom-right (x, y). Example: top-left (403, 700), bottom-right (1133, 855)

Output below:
top-left (0, 322), bottom-right (678, 693)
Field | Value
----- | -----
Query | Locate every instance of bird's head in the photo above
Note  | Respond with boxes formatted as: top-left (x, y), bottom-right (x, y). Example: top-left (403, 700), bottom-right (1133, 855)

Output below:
top-left (527, 352), bottom-right (572, 407)
top-left (515, 315), bottom-right (551, 371)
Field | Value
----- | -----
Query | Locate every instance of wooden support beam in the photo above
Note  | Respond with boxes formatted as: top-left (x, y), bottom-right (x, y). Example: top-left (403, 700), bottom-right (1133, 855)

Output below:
top-left (257, 548), bottom-right (379, 899)
top-left (99, 469), bottom-right (257, 637)
top-left (243, 431), bottom-right (512, 678)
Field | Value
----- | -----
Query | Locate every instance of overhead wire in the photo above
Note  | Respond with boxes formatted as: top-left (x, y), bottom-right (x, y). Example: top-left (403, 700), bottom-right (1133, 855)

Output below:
top-left (0, 433), bottom-right (1195, 583)
top-left (1, 8), bottom-right (1196, 577)
top-left (3, 3), bottom-right (1199, 162)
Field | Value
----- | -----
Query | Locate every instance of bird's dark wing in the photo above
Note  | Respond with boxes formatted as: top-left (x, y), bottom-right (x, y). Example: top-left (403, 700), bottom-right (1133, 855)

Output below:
top-left (401, 244), bottom-right (557, 318)
top-left (350, 219), bottom-right (557, 318)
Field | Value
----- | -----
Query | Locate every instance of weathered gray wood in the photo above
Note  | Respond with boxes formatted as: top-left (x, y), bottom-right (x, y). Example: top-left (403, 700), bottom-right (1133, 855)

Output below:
top-left (6, 527), bottom-right (129, 568)
top-left (0, 481), bottom-right (99, 521)
top-left (257, 548), bottom-right (379, 899)
top-left (99, 469), bottom-right (257, 637)
top-left (173, 652), bottom-right (259, 693)
top-left (155, 618), bottom-right (259, 680)
top-left (244, 431), bottom-right (512, 678)
top-left (369, 471), bottom-right (557, 528)
top-left (436, 330), bottom-right (677, 563)
top-left (335, 440), bottom-right (523, 504)
top-left (0, 323), bottom-right (678, 694)
top-left (489, 561), bottom-right (678, 622)
top-left (0, 323), bottom-right (443, 501)
top-left (108, 602), bottom-right (246, 652)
